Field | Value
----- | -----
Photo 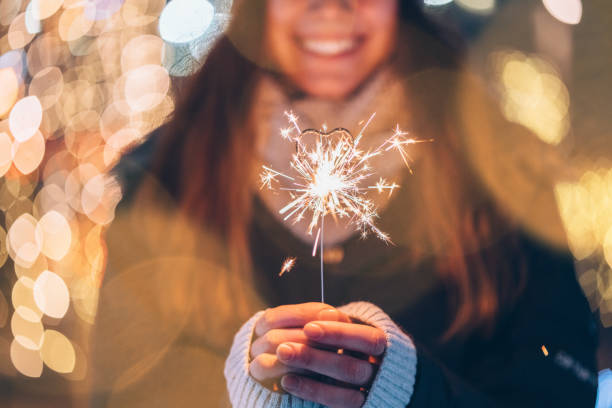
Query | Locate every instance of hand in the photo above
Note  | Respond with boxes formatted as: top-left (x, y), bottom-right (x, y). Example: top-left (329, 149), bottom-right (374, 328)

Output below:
top-left (249, 303), bottom-right (351, 384)
top-left (249, 303), bottom-right (386, 408)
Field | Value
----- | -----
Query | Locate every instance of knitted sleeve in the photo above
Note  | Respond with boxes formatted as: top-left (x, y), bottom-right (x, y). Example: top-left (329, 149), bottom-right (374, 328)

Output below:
top-left (224, 302), bottom-right (417, 408)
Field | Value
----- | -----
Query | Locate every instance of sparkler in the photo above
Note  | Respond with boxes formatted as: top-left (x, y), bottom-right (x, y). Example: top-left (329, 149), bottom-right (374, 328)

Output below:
top-left (279, 257), bottom-right (297, 277)
top-left (261, 112), bottom-right (429, 302)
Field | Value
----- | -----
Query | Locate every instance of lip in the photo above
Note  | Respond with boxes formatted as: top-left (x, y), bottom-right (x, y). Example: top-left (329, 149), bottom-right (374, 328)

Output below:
top-left (296, 36), bottom-right (366, 59)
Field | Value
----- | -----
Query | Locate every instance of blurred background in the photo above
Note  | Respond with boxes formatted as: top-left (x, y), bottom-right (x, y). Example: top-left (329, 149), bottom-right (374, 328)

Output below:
top-left (0, 0), bottom-right (611, 406)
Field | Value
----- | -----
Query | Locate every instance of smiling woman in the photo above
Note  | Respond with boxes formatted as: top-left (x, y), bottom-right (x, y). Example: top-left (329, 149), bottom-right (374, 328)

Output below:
top-left (91, 1), bottom-right (598, 408)
top-left (265, 0), bottom-right (398, 99)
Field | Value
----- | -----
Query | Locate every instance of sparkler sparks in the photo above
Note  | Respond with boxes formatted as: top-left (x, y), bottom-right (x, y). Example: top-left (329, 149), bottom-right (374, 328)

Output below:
top-left (261, 112), bottom-right (429, 301)
top-left (279, 257), bottom-right (297, 276)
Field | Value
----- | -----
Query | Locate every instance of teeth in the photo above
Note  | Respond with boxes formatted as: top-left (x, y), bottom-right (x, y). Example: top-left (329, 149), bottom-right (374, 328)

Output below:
top-left (302, 39), bottom-right (357, 56)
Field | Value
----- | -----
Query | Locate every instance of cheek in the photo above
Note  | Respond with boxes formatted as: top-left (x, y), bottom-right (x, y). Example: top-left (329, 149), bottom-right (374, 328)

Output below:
top-left (265, 1), bottom-right (300, 69)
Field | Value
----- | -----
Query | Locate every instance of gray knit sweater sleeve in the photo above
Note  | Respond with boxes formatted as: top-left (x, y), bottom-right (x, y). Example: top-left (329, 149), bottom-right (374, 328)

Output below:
top-left (224, 302), bottom-right (417, 407)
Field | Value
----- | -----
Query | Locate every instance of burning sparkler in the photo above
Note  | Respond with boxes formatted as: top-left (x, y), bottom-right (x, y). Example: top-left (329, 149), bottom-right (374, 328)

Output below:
top-left (279, 257), bottom-right (297, 277)
top-left (261, 112), bottom-right (429, 302)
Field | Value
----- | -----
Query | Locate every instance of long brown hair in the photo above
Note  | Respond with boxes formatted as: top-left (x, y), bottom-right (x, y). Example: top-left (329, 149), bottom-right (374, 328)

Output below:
top-left (149, 0), bottom-right (525, 340)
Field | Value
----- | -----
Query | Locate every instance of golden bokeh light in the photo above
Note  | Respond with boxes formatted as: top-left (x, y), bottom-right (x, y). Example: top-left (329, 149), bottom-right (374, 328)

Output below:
top-left (7, 213), bottom-right (41, 268)
top-left (0, 225), bottom-right (8, 269)
top-left (40, 329), bottom-right (76, 374)
top-left (0, 132), bottom-right (12, 178)
top-left (26, 33), bottom-right (69, 77)
top-left (121, 34), bottom-right (165, 73)
top-left (121, 0), bottom-right (166, 27)
top-left (11, 305), bottom-right (44, 350)
top-left (30, 0), bottom-right (64, 21)
top-left (10, 338), bottom-right (43, 378)
top-left (0, 0), bottom-right (23, 26)
top-left (456, 0), bottom-right (496, 15)
top-left (556, 168), bottom-right (612, 326)
top-left (29, 66), bottom-right (64, 110)
top-left (58, 5), bottom-right (94, 42)
top-left (33, 270), bottom-right (70, 319)
top-left (0, 0), bottom-right (231, 380)
top-left (123, 64), bottom-right (170, 113)
top-left (9, 95), bottom-right (43, 142)
top-left (11, 277), bottom-right (43, 319)
top-left (0, 67), bottom-right (19, 117)
top-left (8, 12), bottom-right (36, 49)
top-left (14, 252), bottom-right (48, 281)
top-left (33, 183), bottom-right (74, 222)
top-left (491, 50), bottom-right (570, 146)
top-left (35, 210), bottom-right (72, 261)
top-left (11, 129), bottom-right (45, 174)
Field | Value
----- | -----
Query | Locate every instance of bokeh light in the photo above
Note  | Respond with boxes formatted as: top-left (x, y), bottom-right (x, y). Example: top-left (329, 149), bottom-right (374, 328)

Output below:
top-left (159, 0), bottom-right (215, 44)
top-left (33, 270), bottom-right (70, 319)
top-left (556, 168), bottom-right (612, 327)
top-left (490, 50), bottom-right (570, 146)
top-left (424, 0), bottom-right (454, 6)
top-left (40, 329), bottom-right (76, 373)
top-left (542, 0), bottom-right (582, 25)
top-left (456, 0), bottom-right (496, 15)
top-left (10, 338), bottom-right (43, 378)
top-left (9, 95), bottom-right (42, 142)
top-left (7, 213), bottom-right (41, 268)
top-left (0, 67), bottom-right (19, 116)
top-left (35, 210), bottom-right (72, 261)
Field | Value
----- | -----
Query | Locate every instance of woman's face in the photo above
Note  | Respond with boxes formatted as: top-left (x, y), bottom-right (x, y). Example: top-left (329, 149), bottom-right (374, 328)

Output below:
top-left (265, 0), bottom-right (399, 100)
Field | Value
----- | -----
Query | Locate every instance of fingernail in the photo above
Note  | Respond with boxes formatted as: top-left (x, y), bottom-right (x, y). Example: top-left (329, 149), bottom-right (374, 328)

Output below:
top-left (318, 308), bottom-right (339, 321)
top-left (281, 375), bottom-right (299, 391)
top-left (277, 344), bottom-right (294, 361)
top-left (304, 323), bottom-right (324, 340)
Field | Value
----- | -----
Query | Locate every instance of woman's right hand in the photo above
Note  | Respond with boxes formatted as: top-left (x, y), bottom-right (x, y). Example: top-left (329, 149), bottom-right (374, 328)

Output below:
top-left (249, 303), bottom-right (351, 386)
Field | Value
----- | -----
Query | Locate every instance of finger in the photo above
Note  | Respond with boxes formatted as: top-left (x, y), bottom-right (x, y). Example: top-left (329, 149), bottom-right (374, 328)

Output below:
top-left (251, 329), bottom-right (308, 359)
top-left (281, 374), bottom-right (365, 408)
top-left (249, 354), bottom-right (289, 381)
top-left (255, 303), bottom-right (350, 337)
top-left (277, 342), bottom-right (374, 386)
top-left (304, 321), bottom-right (387, 356)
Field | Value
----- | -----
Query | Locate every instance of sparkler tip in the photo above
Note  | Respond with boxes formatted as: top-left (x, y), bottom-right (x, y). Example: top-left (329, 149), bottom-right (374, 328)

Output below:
top-left (279, 257), bottom-right (297, 276)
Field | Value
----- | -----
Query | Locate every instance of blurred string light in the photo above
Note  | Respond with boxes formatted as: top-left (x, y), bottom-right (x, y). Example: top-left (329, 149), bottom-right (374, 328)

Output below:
top-left (555, 169), bottom-right (612, 326)
top-left (455, 0), bottom-right (496, 15)
top-left (489, 50), bottom-right (570, 146)
top-left (0, 0), bottom-right (233, 378)
top-left (542, 0), bottom-right (582, 25)
top-left (423, 0), bottom-right (454, 6)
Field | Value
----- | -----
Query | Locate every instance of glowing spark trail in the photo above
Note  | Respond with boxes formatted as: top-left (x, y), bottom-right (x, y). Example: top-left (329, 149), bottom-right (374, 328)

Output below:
top-left (279, 257), bottom-right (297, 277)
top-left (261, 112), bottom-right (429, 301)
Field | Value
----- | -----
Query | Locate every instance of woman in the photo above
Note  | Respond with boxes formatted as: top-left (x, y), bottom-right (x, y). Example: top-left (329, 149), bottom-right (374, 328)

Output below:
top-left (92, 1), bottom-right (598, 407)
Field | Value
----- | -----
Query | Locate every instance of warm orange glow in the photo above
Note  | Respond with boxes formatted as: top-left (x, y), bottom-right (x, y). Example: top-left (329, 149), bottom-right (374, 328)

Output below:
top-left (10, 339), bottom-right (43, 378)
top-left (36, 211), bottom-right (72, 261)
top-left (8, 12), bottom-right (36, 49)
top-left (58, 5), bottom-right (94, 42)
top-left (0, 132), bottom-right (13, 178)
top-left (9, 96), bottom-right (43, 143)
top-left (0, 68), bottom-right (19, 117)
top-left (7, 214), bottom-right (41, 268)
top-left (29, 66), bottom-right (64, 110)
top-left (541, 345), bottom-right (549, 356)
top-left (11, 130), bottom-right (45, 175)
top-left (30, 0), bottom-right (64, 20)
top-left (33, 270), bottom-right (70, 319)
top-left (124, 64), bottom-right (171, 113)
top-left (40, 330), bottom-right (76, 374)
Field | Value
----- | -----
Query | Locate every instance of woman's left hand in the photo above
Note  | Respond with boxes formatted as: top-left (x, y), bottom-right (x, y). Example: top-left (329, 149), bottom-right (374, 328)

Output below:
top-left (277, 318), bottom-right (387, 408)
